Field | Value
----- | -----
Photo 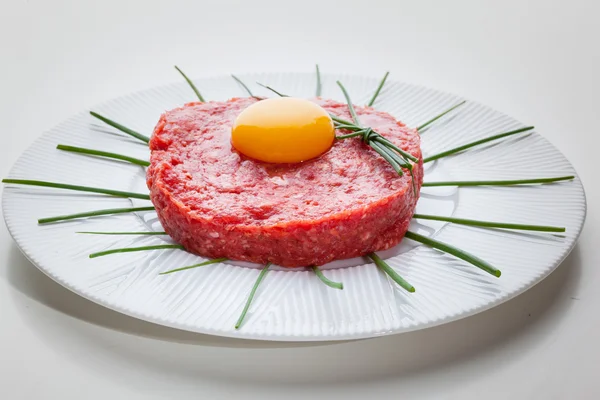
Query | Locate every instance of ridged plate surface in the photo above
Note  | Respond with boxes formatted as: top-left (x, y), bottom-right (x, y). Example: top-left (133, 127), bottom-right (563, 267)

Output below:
top-left (1, 73), bottom-right (586, 341)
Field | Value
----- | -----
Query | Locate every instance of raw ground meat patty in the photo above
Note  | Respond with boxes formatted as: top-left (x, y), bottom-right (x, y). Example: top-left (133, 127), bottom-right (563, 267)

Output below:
top-left (147, 97), bottom-right (423, 267)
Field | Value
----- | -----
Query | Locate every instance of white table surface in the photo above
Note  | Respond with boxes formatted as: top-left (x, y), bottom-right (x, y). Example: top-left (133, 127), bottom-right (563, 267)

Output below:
top-left (1, 0), bottom-right (598, 398)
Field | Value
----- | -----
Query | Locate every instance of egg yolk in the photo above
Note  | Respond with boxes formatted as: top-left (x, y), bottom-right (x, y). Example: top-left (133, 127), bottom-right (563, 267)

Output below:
top-left (231, 97), bottom-right (335, 163)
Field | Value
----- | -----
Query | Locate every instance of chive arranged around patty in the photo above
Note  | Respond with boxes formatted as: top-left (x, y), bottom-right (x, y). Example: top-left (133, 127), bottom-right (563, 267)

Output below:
top-left (422, 176), bottom-right (575, 187)
top-left (367, 71), bottom-right (390, 107)
top-left (404, 231), bottom-right (501, 277)
top-left (2, 179), bottom-right (151, 200)
top-left (57, 144), bottom-right (150, 167)
top-left (417, 101), bottom-right (467, 132)
top-left (39, 206), bottom-right (155, 224)
top-left (78, 231), bottom-right (168, 235)
top-left (174, 65), bottom-right (205, 102)
top-left (368, 253), bottom-right (415, 293)
top-left (412, 214), bottom-right (566, 232)
top-left (236, 263), bottom-right (271, 329)
top-left (89, 244), bottom-right (185, 259)
top-left (423, 126), bottom-right (535, 163)
top-left (312, 266), bottom-right (344, 290)
top-left (89, 111), bottom-right (150, 144)
top-left (159, 258), bottom-right (229, 275)
top-left (231, 74), bottom-right (255, 97)
top-left (315, 64), bottom-right (322, 97)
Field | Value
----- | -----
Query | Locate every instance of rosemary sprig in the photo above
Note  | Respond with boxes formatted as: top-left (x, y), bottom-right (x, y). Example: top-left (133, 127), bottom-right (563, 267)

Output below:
top-left (235, 263), bottom-right (271, 329)
top-left (404, 231), bottom-right (501, 277)
top-left (89, 111), bottom-right (150, 144)
top-left (417, 101), bottom-right (466, 132)
top-left (368, 253), bottom-right (415, 293)
top-left (231, 74), bottom-right (254, 97)
top-left (312, 266), bottom-right (343, 290)
top-left (367, 71), bottom-right (390, 107)
top-left (77, 231), bottom-right (167, 235)
top-left (89, 244), bottom-right (184, 259)
top-left (2, 179), bottom-right (151, 200)
top-left (39, 206), bottom-right (155, 224)
top-left (423, 126), bottom-right (534, 163)
top-left (413, 213), bottom-right (565, 232)
top-left (174, 65), bottom-right (205, 102)
top-left (159, 258), bottom-right (228, 275)
top-left (422, 176), bottom-right (574, 187)
top-left (315, 64), bottom-right (322, 97)
top-left (57, 144), bottom-right (150, 167)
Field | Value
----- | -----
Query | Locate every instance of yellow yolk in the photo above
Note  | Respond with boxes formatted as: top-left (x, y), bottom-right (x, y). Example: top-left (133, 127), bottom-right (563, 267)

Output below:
top-left (231, 97), bottom-right (335, 163)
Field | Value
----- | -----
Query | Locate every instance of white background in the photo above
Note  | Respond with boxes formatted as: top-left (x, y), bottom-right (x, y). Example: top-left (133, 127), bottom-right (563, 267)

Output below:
top-left (1, 0), bottom-right (598, 398)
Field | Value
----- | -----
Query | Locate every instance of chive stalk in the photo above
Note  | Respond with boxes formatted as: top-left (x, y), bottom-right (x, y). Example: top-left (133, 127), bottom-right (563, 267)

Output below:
top-left (39, 206), bottom-right (155, 224)
top-left (174, 65), bottom-right (205, 102)
top-left (235, 263), bottom-right (271, 329)
top-left (312, 266), bottom-right (343, 290)
top-left (2, 179), bottom-right (151, 200)
top-left (89, 111), bottom-right (149, 143)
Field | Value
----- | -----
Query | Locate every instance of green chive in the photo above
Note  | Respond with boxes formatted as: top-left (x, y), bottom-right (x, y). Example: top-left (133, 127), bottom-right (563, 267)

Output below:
top-left (330, 114), bottom-right (354, 126)
top-left (413, 213), bottom-right (565, 232)
top-left (77, 231), bottom-right (166, 235)
top-left (336, 131), bottom-right (367, 140)
top-left (409, 167), bottom-right (417, 197)
top-left (368, 253), bottom-right (415, 293)
top-left (256, 82), bottom-right (289, 97)
top-left (333, 123), bottom-right (362, 131)
top-left (235, 263), bottom-right (271, 329)
top-left (2, 179), bottom-right (151, 200)
top-left (174, 65), bottom-right (205, 102)
top-left (231, 74), bottom-right (254, 97)
top-left (57, 144), bottom-right (150, 167)
top-left (312, 266), bottom-right (343, 290)
top-left (89, 244), bottom-right (185, 259)
top-left (370, 141), bottom-right (404, 176)
top-left (315, 64), bottom-right (322, 97)
top-left (367, 71), bottom-right (390, 107)
top-left (372, 136), bottom-right (419, 163)
top-left (159, 258), bottom-right (228, 275)
top-left (89, 111), bottom-right (150, 144)
top-left (417, 100), bottom-right (466, 132)
top-left (39, 206), bottom-right (155, 224)
top-left (404, 231), bottom-right (501, 277)
top-left (422, 176), bottom-right (575, 187)
top-left (336, 81), bottom-right (362, 126)
top-left (423, 126), bottom-right (534, 163)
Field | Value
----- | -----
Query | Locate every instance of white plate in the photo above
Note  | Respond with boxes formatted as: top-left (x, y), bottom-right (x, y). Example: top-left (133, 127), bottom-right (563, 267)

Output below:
top-left (1, 72), bottom-right (586, 341)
